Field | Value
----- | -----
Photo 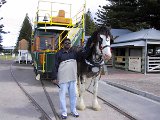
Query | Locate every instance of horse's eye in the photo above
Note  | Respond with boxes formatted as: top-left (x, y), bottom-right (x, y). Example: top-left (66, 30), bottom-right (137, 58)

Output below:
top-left (99, 37), bottom-right (103, 45)
top-left (100, 37), bottom-right (103, 42)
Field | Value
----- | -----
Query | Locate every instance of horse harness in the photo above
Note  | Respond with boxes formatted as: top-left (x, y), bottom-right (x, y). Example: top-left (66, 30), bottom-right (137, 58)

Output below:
top-left (84, 34), bottom-right (110, 78)
top-left (99, 35), bottom-right (110, 54)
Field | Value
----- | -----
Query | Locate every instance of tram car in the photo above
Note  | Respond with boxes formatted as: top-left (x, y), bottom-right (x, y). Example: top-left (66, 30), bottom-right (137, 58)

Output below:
top-left (16, 39), bottom-right (32, 64)
top-left (31, 0), bottom-right (85, 80)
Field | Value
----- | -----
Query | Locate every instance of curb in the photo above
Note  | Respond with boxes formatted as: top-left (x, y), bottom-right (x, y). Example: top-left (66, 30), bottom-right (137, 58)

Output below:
top-left (104, 81), bottom-right (160, 103)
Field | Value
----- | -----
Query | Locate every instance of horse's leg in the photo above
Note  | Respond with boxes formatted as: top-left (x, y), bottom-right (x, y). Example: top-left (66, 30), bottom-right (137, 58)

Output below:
top-left (92, 75), bottom-right (101, 111)
top-left (77, 76), bottom-right (86, 110)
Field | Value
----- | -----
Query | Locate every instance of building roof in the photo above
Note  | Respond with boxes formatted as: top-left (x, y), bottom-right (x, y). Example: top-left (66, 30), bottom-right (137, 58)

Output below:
top-left (84, 29), bottom-right (132, 40)
top-left (3, 46), bottom-right (15, 50)
top-left (114, 28), bottom-right (160, 43)
top-left (111, 29), bottom-right (132, 38)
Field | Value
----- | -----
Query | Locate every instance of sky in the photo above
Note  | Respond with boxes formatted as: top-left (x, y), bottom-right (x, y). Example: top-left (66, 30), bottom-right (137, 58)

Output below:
top-left (0, 0), bottom-right (108, 47)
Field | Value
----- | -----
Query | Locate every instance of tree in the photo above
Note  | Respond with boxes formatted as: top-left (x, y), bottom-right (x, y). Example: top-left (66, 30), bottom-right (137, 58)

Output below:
top-left (85, 9), bottom-right (97, 36)
top-left (15, 14), bottom-right (32, 52)
top-left (137, 0), bottom-right (160, 29)
top-left (0, 0), bottom-right (7, 51)
top-left (95, 0), bottom-right (160, 31)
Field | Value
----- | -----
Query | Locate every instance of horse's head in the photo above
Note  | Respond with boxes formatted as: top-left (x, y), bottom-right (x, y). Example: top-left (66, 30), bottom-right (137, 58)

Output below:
top-left (96, 26), bottom-right (112, 61)
top-left (86, 26), bottom-right (112, 64)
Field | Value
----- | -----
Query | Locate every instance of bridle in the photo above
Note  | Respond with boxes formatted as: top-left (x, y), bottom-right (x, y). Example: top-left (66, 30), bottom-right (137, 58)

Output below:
top-left (98, 34), bottom-right (110, 54)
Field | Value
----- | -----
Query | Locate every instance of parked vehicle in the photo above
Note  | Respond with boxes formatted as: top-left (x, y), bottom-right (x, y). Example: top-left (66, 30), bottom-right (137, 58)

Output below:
top-left (16, 39), bottom-right (32, 64)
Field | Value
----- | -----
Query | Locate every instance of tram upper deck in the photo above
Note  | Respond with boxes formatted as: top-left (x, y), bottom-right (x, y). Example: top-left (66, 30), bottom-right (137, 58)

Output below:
top-left (32, 0), bottom-right (85, 52)
top-left (35, 1), bottom-right (74, 27)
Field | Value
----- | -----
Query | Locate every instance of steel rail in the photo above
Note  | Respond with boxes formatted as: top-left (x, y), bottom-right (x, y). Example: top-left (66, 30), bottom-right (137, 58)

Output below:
top-left (40, 79), bottom-right (61, 120)
top-left (10, 63), bottom-right (52, 120)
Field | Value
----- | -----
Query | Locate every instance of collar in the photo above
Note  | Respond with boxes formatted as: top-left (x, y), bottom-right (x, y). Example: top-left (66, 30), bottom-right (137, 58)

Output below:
top-left (85, 59), bottom-right (104, 67)
top-left (62, 48), bottom-right (71, 53)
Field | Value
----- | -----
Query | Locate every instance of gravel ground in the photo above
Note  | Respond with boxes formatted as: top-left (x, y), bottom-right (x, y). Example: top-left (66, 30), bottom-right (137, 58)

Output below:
top-left (101, 67), bottom-right (160, 96)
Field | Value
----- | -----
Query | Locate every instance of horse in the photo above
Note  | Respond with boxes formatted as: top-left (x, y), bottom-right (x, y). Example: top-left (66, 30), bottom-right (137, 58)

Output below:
top-left (76, 26), bottom-right (112, 111)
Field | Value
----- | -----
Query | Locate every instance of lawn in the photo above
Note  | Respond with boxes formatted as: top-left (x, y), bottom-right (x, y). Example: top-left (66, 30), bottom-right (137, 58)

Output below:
top-left (0, 55), bottom-right (16, 60)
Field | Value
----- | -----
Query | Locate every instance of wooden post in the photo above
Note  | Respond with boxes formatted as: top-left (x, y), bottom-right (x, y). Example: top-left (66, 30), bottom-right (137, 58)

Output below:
top-left (125, 47), bottom-right (129, 71)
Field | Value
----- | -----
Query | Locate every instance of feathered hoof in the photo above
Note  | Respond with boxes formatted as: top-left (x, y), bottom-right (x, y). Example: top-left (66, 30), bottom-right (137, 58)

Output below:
top-left (92, 104), bottom-right (101, 111)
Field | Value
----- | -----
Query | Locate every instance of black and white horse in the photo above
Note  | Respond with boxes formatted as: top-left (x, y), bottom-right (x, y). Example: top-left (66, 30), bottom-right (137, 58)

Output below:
top-left (77, 26), bottom-right (112, 111)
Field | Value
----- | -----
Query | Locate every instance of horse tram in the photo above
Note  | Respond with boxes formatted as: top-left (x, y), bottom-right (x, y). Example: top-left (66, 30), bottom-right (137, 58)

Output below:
top-left (30, 1), bottom-right (122, 119)
top-left (31, 0), bottom-right (85, 80)
top-left (5, 1), bottom-right (157, 120)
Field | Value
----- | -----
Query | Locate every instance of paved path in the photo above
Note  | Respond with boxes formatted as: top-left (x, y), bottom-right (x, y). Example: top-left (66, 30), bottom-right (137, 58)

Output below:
top-left (0, 63), bottom-right (41, 120)
top-left (101, 67), bottom-right (160, 96)
top-left (88, 80), bottom-right (160, 120)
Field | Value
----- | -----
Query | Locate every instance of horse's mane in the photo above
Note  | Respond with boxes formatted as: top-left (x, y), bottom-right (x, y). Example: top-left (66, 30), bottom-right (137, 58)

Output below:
top-left (85, 26), bottom-right (112, 49)
top-left (85, 31), bottom-right (98, 48)
top-left (84, 26), bottom-right (111, 57)
top-left (71, 30), bottom-right (99, 58)
top-left (84, 31), bottom-right (98, 58)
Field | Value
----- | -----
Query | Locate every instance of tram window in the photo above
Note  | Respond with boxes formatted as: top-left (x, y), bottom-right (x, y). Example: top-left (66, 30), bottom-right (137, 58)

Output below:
top-left (40, 37), bottom-right (52, 50)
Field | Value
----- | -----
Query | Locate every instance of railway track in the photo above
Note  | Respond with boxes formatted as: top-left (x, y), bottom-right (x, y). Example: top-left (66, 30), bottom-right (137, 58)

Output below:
top-left (10, 62), bottom-right (137, 120)
top-left (10, 63), bottom-right (61, 120)
top-left (86, 88), bottom-right (137, 120)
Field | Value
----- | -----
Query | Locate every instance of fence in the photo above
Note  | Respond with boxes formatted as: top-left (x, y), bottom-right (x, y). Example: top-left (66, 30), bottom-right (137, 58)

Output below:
top-left (147, 56), bottom-right (160, 72)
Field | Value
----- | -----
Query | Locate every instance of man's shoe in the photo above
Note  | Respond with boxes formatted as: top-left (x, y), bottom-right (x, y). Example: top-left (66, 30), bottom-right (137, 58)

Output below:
top-left (61, 113), bottom-right (67, 119)
top-left (71, 111), bottom-right (79, 117)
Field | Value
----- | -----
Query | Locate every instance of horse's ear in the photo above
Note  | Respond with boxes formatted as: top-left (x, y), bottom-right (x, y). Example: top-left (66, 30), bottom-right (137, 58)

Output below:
top-left (110, 37), bottom-right (114, 44)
